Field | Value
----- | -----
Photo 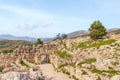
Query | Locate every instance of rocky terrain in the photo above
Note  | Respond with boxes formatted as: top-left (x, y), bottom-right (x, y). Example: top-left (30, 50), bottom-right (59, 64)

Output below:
top-left (0, 30), bottom-right (120, 80)
top-left (50, 32), bottom-right (120, 80)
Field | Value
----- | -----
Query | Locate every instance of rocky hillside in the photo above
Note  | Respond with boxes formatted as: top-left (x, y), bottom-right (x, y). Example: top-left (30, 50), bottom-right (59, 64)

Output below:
top-left (0, 30), bottom-right (120, 80)
top-left (0, 40), bottom-right (33, 52)
top-left (50, 33), bottom-right (120, 80)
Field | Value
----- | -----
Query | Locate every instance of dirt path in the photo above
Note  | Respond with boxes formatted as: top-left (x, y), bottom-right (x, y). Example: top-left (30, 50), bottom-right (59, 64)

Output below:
top-left (38, 64), bottom-right (74, 80)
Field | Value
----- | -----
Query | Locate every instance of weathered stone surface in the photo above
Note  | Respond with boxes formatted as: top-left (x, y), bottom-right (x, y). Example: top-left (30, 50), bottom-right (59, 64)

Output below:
top-left (0, 33), bottom-right (120, 80)
top-left (111, 75), bottom-right (120, 80)
top-left (0, 68), bottom-right (45, 80)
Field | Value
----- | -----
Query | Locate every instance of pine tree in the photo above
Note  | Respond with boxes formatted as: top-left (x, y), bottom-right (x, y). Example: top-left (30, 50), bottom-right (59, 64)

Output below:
top-left (89, 21), bottom-right (107, 40)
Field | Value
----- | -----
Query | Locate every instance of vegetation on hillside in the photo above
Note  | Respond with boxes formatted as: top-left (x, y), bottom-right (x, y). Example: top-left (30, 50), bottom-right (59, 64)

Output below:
top-left (35, 38), bottom-right (43, 45)
top-left (20, 60), bottom-right (30, 68)
top-left (0, 67), bottom-right (4, 72)
top-left (2, 49), bottom-right (13, 55)
top-left (78, 58), bottom-right (97, 66)
top-left (0, 40), bottom-right (33, 52)
top-left (92, 68), bottom-right (120, 77)
top-left (55, 50), bottom-right (72, 59)
top-left (75, 39), bottom-right (116, 49)
top-left (89, 21), bottom-right (107, 40)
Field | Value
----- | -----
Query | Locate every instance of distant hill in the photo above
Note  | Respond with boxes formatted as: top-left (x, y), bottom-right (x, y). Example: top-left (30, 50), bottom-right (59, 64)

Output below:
top-left (0, 40), bottom-right (33, 52)
top-left (0, 28), bottom-right (119, 42)
top-left (107, 28), bottom-right (120, 34)
top-left (0, 34), bottom-right (36, 42)
top-left (67, 28), bottom-right (120, 38)
top-left (41, 38), bottom-right (53, 43)
top-left (0, 34), bottom-right (53, 43)
top-left (67, 30), bottom-right (89, 38)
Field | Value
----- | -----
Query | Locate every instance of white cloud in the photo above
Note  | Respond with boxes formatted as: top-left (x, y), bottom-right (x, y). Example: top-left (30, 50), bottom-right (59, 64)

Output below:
top-left (15, 23), bottom-right (39, 30)
top-left (0, 4), bottom-right (93, 32)
top-left (15, 22), bottom-right (54, 31)
top-left (0, 5), bottom-right (53, 21)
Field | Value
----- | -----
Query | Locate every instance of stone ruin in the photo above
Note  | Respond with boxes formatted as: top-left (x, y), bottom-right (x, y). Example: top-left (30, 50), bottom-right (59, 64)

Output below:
top-left (0, 43), bottom-right (58, 72)
top-left (13, 44), bottom-right (58, 64)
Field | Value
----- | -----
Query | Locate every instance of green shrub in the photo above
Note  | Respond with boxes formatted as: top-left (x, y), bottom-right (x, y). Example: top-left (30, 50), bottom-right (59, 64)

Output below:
top-left (0, 67), bottom-right (4, 72)
top-left (58, 63), bottom-right (68, 68)
top-left (92, 68), bottom-right (120, 77)
top-left (82, 70), bottom-right (87, 75)
top-left (72, 75), bottom-right (79, 80)
top-left (2, 50), bottom-right (13, 55)
top-left (35, 38), bottom-right (43, 45)
top-left (20, 60), bottom-right (30, 68)
top-left (89, 21), bottom-right (107, 40)
top-left (61, 41), bottom-right (67, 47)
top-left (62, 70), bottom-right (70, 75)
top-left (78, 58), bottom-right (96, 66)
top-left (92, 68), bottom-right (103, 74)
top-left (106, 70), bottom-right (120, 77)
top-left (55, 50), bottom-right (72, 59)
top-left (76, 39), bottom-right (116, 49)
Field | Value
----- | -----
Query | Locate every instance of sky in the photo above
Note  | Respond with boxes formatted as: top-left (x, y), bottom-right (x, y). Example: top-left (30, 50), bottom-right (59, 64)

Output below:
top-left (0, 0), bottom-right (120, 38)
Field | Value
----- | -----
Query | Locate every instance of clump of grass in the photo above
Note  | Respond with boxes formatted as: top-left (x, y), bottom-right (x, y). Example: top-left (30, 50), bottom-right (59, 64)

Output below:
top-left (92, 68), bottom-right (120, 77)
top-left (72, 75), bottom-right (79, 80)
top-left (106, 70), bottom-right (120, 77)
top-left (61, 41), bottom-right (67, 47)
top-left (82, 70), bottom-right (87, 75)
top-left (78, 58), bottom-right (96, 66)
top-left (55, 50), bottom-right (72, 59)
top-left (112, 61), bottom-right (119, 65)
top-left (76, 39), bottom-right (116, 49)
top-left (2, 49), bottom-right (13, 55)
top-left (20, 60), bottom-right (30, 68)
top-left (62, 70), bottom-right (70, 75)
top-left (0, 67), bottom-right (4, 72)
top-left (92, 68), bottom-right (103, 74)
top-left (58, 63), bottom-right (68, 68)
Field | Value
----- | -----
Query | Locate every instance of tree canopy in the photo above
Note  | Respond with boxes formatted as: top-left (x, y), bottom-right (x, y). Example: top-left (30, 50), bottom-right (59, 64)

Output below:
top-left (36, 38), bottom-right (43, 45)
top-left (89, 21), bottom-right (107, 40)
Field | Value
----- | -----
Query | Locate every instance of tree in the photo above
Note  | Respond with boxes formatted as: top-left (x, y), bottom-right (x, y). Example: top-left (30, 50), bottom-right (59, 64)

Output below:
top-left (55, 33), bottom-right (61, 40)
top-left (36, 38), bottom-right (43, 45)
top-left (61, 33), bottom-right (67, 39)
top-left (89, 21), bottom-right (107, 40)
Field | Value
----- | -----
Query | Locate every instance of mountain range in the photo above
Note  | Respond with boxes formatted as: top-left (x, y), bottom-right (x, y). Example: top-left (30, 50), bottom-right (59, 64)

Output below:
top-left (0, 28), bottom-right (119, 42)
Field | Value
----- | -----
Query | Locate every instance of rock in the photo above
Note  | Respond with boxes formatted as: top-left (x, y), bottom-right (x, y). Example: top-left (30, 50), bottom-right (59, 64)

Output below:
top-left (0, 68), bottom-right (45, 80)
top-left (111, 75), bottom-right (120, 80)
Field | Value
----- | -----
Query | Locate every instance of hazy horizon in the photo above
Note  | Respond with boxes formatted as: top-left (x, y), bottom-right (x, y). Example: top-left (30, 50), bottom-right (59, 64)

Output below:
top-left (0, 0), bottom-right (120, 38)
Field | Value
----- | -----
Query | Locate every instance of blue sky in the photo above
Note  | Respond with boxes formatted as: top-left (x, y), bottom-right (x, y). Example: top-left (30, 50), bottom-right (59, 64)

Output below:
top-left (0, 0), bottom-right (120, 38)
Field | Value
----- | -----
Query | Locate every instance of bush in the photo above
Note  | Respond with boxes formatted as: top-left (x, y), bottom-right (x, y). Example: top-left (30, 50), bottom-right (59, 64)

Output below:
top-left (76, 39), bottom-right (116, 49)
top-left (55, 50), bottom-right (72, 59)
top-left (2, 50), bottom-right (13, 55)
top-left (92, 68), bottom-right (120, 77)
top-left (89, 21), bottom-right (107, 40)
top-left (20, 60), bottom-right (30, 68)
top-left (0, 67), bottom-right (4, 72)
top-left (36, 38), bottom-right (43, 45)
top-left (62, 70), bottom-right (70, 75)
top-left (78, 58), bottom-right (96, 66)
top-left (72, 75), bottom-right (79, 80)
top-left (58, 63), bottom-right (68, 68)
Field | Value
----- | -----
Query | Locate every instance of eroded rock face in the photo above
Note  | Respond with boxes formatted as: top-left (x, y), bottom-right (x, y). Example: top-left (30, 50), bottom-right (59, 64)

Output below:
top-left (1, 33), bottom-right (120, 80)
top-left (50, 37), bottom-right (120, 80)
top-left (0, 68), bottom-right (45, 80)
top-left (111, 75), bottom-right (120, 80)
